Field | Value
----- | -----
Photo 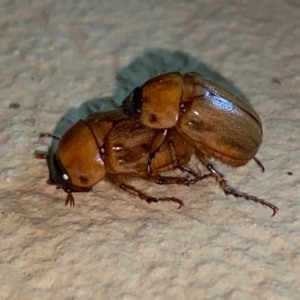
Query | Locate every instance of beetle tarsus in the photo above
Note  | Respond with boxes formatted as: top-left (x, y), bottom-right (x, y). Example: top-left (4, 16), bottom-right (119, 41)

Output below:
top-left (154, 175), bottom-right (194, 186)
top-left (146, 196), bottom-right (184, 209)
top-left (224, 187), bottom-right (279, 217)
top-left (147, 172), bottom-right (209, 186)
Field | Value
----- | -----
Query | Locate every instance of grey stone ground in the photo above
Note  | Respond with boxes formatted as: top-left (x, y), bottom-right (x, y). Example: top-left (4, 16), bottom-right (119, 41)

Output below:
top-left (0, 1), bottom-right (299, 299)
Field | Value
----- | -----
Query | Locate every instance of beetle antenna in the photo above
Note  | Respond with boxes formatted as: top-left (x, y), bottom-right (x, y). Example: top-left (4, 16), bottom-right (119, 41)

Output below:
top-left (39, 133), bottom-right (60, 140)
top-left (34, 151), bottom-right (48, 159)
top-left (65, 193), bottom-right (75, 207)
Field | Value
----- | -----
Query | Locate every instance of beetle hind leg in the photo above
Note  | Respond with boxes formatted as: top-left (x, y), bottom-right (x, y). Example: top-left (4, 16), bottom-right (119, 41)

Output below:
top-left (213, 170), bottom-right (278, 217)
top-left (196, 151), bottom-right (278, 217)
top-left (225, 186), bottom-right (278, 217)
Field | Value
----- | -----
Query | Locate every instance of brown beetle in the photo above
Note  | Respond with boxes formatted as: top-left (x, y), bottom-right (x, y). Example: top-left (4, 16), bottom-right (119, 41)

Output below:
top-left (36, 109), bottom-right (207, 207)
top-left (122, 71), bottom-right (278, 216)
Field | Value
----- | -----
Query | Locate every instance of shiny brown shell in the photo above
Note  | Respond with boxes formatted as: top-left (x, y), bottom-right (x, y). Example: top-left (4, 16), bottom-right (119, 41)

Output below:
top-left (37, 109), bottom-right (198, 207)
top-left (122, 71), bottom-right (263, 167)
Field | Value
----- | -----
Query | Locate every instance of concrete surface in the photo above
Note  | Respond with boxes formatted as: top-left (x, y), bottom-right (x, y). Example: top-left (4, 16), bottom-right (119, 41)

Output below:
top-left (0, 0), bottom-right (300, 299)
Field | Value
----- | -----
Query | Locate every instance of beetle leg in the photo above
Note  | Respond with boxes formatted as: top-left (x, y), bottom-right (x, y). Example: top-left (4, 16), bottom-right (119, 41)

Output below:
top-left (106, 173), bottom-right (184, 208)
top-left (167, 139), bottom-right (212, 182)
top-left (39, 133), bottom-right (60, 140)
top-left (146, 138), bottom-right (212, 185)
top-left (145, 173), bottom-right (210, 186)
top-left (195, 151), bottom-right (278, 217)
top-left (253, 156), bottom-right (265, 173)
top-left (146, 129), bottom-right (168, 176)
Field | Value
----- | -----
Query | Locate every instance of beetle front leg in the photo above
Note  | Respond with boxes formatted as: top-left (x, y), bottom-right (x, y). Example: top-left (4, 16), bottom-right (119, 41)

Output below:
top-left (106, 173), bottom-right (185, 208)
top-left (167, 139), bottom-right (212, 182)
top-left (147, 138), bottom-right (212, 186)
top-left (195, 151), bottom-right (279, 217)
top-left (146, 129), bottom-right (168, 176)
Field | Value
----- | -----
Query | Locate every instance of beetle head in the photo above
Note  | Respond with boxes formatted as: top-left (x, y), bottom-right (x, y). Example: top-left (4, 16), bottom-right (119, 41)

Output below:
top-left (122, 86), bottom-right (142, 119)
top-left (122, 72), bottom-right (183, 129)
top-left (56, 120), bottom-right (106, 190)
top-left (37, 119), bottom-right (107, 206)
top-left (46, 152), bottom-right (92, 206)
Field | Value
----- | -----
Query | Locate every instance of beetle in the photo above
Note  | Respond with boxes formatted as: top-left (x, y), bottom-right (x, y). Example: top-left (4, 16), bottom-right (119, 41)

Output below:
top-left (122, 71), bottom-right (278, 216)
top-left (36, 109), bottom-right (208, 207)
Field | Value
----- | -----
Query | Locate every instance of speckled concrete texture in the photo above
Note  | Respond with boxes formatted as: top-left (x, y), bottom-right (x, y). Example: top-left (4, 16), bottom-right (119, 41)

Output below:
top-left (0, 0), bottom-right (300, 299)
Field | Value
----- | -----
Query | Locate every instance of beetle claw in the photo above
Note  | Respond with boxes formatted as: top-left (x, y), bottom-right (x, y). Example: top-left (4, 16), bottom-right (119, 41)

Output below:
top-left (225, 187), bottom-right (279, 217)
top-left (268, 204), bottom-right (279, 218)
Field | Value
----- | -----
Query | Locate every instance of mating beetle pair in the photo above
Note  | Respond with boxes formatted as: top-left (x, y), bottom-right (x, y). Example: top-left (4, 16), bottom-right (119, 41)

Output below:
top-left (37, 71), bottom-right (278, 216)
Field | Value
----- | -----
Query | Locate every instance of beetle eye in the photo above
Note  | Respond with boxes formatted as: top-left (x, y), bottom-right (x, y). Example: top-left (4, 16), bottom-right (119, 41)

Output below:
top-left (122, 87), bottom-right (142, 118)
top-left (204, 89), bottom-right (211, 97)
top-left (47, 153), bottom-right (72, 188)
top-left (62, 174), bottom-right (69, 181)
